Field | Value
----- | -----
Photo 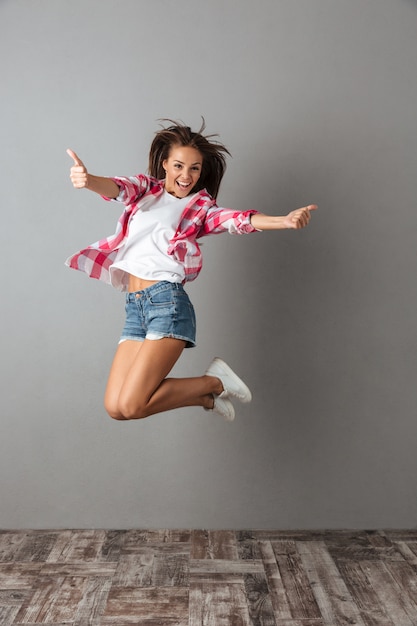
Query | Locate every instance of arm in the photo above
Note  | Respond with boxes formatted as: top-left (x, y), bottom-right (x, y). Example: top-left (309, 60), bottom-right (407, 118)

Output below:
top-left (66, 149), bottom-right (120, 199)
top-left (250, 204), bottom-right (318, 231)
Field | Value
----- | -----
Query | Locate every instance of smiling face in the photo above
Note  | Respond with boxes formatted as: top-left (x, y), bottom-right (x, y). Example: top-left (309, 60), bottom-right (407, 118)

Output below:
top-left (163, 145), bottom-right (203, 198)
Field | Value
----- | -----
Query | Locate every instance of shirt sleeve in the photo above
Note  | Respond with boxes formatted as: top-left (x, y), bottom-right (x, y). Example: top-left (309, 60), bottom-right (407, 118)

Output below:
top-left (202, 205), bottom-right (259, 235)
top-left (101, 174), bottom-right (151, 205)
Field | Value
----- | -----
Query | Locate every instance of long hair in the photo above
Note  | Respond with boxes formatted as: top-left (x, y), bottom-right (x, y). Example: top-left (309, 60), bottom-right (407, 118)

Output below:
top-left (148, 118), bottom-right (230, 198)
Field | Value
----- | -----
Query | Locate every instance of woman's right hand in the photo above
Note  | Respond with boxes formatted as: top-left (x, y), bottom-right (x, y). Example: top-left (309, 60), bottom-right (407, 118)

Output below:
top-left (67, 149), bottom-right (89, 189)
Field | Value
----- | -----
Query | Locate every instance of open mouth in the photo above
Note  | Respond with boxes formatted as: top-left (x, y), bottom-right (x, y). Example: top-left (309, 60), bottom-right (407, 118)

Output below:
top-left (176, 180), bottom-right (192, 191)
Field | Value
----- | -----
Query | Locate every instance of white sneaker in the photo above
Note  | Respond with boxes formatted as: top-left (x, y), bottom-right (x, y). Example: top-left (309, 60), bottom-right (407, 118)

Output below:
top-left (204, 395), bottom-right (235, 421)
top-left (206, 357), bottom-right (252, 403)
top-left (213, 396), bottom-right (235, 421)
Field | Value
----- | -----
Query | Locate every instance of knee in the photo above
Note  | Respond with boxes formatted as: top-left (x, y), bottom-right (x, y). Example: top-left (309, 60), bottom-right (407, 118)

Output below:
top-left (107, 410), bottom-right (127, 421)
top-left (104, 398), bottom-right (134, 421)
top-left (104, 400), bottom-right (125, 421)
top-left (104, 391), bottom-right (125, 421)
top-left (107, 398), bottom-right (148, 421)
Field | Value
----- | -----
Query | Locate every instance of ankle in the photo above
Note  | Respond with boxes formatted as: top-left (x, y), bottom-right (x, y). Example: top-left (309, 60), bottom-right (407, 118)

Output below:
top-left (205, 375), bottom-right (223, 396)
top-left (203, 393), bottom-right (215, 410)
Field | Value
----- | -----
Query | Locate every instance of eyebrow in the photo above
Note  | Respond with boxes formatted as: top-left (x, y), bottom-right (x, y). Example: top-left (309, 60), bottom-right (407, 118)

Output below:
top-left (173, 160), bottom-right (202, 165)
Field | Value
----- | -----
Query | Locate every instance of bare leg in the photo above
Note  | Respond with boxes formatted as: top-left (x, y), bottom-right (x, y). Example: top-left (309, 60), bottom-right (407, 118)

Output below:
top-left (104, 338), bottom-right (223, 420)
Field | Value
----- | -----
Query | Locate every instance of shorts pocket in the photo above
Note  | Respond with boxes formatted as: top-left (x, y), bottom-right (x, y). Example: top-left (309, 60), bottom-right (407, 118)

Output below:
top-left (148, 288), bottom-right (175, 307)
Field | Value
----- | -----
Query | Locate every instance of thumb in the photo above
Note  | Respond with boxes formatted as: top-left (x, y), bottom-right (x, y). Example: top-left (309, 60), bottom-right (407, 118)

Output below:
top-left (66, 148), bottom-right (84, 167)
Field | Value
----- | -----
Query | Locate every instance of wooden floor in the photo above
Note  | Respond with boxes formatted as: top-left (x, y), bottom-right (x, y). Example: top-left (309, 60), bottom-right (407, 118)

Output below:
top-left (1, 529), bottom-right (417, 625)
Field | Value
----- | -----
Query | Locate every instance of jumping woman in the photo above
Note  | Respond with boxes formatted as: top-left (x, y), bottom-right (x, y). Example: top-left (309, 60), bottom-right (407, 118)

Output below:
top-left (66, 120), bottom-right (317, 422)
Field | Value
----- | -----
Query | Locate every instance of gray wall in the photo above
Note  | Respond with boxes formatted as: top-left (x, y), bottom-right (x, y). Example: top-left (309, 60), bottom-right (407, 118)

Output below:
top-left (1, 0), bottom-right (417, 529)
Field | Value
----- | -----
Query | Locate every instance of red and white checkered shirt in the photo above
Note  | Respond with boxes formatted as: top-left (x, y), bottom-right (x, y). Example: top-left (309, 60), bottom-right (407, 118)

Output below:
top-left (66, 174), bottom-right (258, 289)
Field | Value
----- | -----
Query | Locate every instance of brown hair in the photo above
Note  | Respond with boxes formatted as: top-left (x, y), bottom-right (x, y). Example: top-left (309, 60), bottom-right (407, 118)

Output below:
top-left (148, 118), bottom-right (230, 198)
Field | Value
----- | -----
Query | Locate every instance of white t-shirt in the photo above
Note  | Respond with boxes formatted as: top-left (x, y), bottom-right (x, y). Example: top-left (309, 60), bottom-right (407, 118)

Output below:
top-left (109, 190), bottom-right (194, 290)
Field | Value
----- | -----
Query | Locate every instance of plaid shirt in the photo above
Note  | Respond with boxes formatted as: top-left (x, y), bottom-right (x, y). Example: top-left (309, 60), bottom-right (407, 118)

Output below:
top-left (66, 174), bottom-right (258, 289)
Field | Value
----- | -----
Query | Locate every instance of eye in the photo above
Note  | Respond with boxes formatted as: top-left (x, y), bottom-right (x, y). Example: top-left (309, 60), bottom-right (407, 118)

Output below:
top-left (174, 163), bottom-right (182, 169)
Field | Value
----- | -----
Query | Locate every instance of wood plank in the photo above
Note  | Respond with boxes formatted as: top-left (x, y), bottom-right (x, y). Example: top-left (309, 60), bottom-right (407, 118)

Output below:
top-left (45, 529), bottom-right (122, 563)
top-left (272, 541), bottom-right (322, 621)
top-left (0, 589), bottom-right (30, 605)
top-left (189, 582), bottom-right (252, 626)
top-left (337, 561), bottom-right (395, 626)
top-left (0, 607), bottom-right (27, 626)
top-left (113, 550), bottom-right (154, 587)
top-left (392, 541), bottom-right (417, 566)
top-left (276, 618), bottom-right (324, 626)
top-left (190, 529), bottom-right (208, 559)
top-left (361, 561), bottom-right (417, 626)
top-left (382, 561), bottom-right (417, 614)
top-left (45, 530), bottom-right (108, 563)
top-left (13, 531), bottom-right (58, 563)
top-left (236, 531), bottom-right (263, 560)
top-left (152, 549), bottom-right (189, 587)
top-left (190, 559), bottom-right (263, 575)
top-left (100, 615), bottom-right (189, 626)
top-left (243, 572), bottom-right (276, 626)
top-left (15, 576), bottom-right (88, 623)
top-left (45, 530), bottom-right (74, 562)
top-left (121, 529), bottom-right (192, 549)
top-left (100, 530), bottom-right (128, 561)
top-left (0, 563), bottom-right (42, 589)
top-left (0, 533), bottom-right (29, 563)
top-left (297, 540), bottom-right (367, 626)
top-left (254, 530), bottom-right (362, 543)
top-left (13, 576), bottom-right (63, 623)
top-left (0, 591), bottom-right (28, 626)
top-left (364, 531), bottom-right (403, 561)
top-left (365, 531), bottom-right (393, 548)
top-left (103, 587), bottom-right (189, 622)
top-left (325, 533), bottom-right (381, 562)
top-left (384, 530), bottom-right (417, 542)
top-left (120, 530), bottom-right (149, 551)
top-left (191, 530), bottom-right (239, 560)
top-left (258, 540), bottom-right (292, 621)
top-left (190, 572), bottom-right (246, 585)
top-left (40, 562), bottom-right (117, 577)
top-left (73, 576), bottom-right (113, 626)
top-left (145, 529), bottom-right (191, 544)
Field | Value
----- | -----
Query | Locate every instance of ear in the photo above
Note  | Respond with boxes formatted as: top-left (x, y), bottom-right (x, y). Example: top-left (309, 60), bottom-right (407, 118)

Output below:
top-left (162, 159), bottom-right (167, 171)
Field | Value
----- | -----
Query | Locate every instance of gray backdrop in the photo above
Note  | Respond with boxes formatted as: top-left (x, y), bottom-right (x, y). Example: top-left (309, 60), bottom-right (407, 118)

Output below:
top-left (1, 0), bottom-right (417, 529)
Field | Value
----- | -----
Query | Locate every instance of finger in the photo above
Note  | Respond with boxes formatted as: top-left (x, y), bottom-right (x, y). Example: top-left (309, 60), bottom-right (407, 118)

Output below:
top-left (305, 204), bottom-right (318, 211)
top-left (295, 211), bottom-right (309, 228)
top-left (66, 148), bottom-right (83, 166)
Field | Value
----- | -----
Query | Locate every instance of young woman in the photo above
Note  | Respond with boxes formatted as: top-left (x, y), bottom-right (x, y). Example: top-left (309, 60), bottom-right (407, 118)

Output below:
top-left (66, 120), bottom-right (317, 422)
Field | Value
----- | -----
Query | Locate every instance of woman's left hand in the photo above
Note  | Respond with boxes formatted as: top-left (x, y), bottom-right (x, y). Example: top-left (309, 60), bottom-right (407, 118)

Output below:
top-left (284, 205), bottom-right (318, 229)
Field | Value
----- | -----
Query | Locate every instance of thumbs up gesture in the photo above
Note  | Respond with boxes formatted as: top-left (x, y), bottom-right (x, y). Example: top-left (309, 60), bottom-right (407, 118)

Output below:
top-left (67, 149), bottom-right (89, 189)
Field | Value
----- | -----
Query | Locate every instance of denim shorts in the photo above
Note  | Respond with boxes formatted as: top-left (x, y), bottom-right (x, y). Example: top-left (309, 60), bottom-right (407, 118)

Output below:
top-left (120, 281), bottom-right (196, 348)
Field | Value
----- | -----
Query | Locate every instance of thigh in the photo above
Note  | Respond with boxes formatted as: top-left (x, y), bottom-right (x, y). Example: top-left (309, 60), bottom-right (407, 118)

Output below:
top-left (105, 337), bottom-right (186, 417)
top-left (119, 337), bottom-right (186, 406)
top-left (104, 340), bottom-right (144, 415)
